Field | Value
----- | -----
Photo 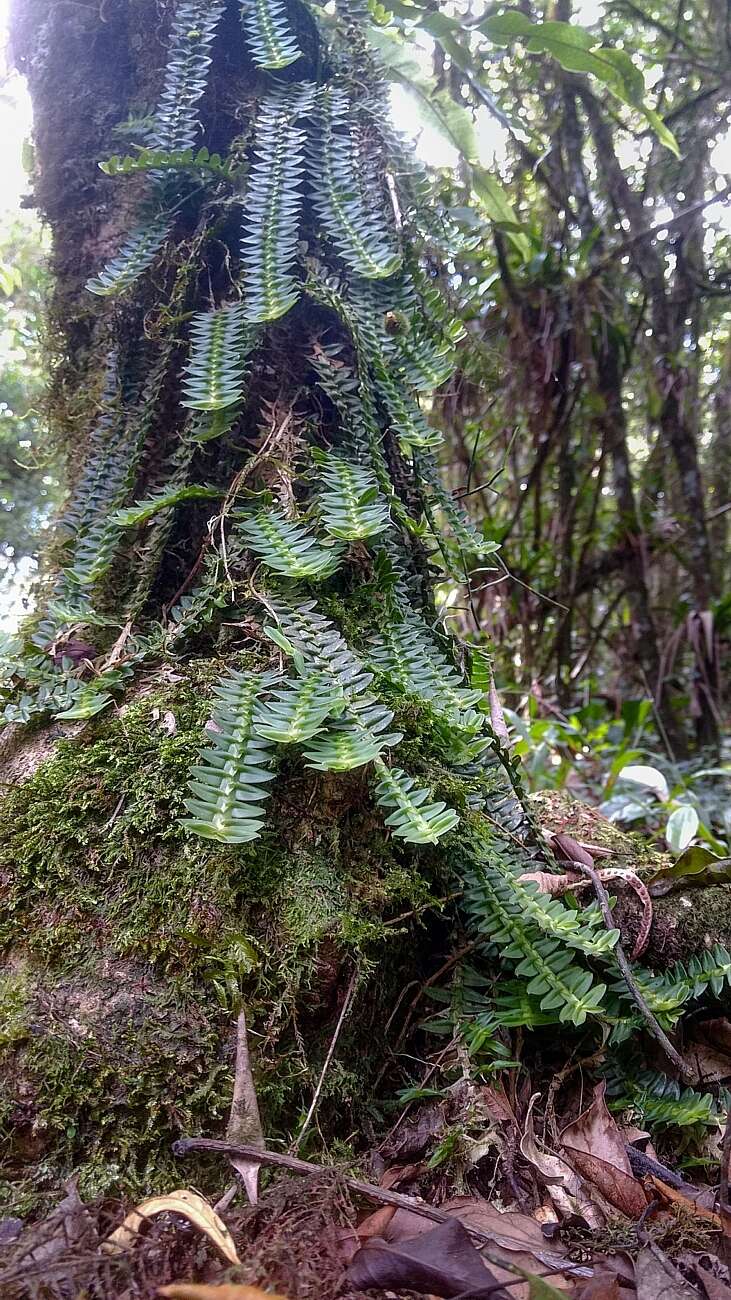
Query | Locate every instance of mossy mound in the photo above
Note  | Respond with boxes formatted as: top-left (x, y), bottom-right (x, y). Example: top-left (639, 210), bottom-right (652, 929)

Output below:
top-left (0, 666), bottom-right (447, 1214)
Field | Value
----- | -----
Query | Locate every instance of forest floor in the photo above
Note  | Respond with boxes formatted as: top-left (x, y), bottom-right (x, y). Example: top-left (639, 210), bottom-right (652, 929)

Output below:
top-left (2, 791), bottom-right (731, 1300)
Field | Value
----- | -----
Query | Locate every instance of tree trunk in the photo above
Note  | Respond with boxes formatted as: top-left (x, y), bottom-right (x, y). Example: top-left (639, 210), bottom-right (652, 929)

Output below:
top-left (3, 0), bottom-right (726, 1236)
top-left (1, 0), bottom-right (564, 1216)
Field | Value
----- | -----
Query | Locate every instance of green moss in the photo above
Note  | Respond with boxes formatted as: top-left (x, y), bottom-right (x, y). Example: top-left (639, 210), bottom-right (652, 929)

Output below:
top-left (0, 668), bottom-right (446, 1212)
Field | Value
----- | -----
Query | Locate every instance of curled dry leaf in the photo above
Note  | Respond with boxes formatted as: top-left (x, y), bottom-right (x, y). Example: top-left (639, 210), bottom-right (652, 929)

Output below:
top-left (159, 1288), bottom-right (288, 1300)
top-left (560, 1083), bottom-right (648, 1220)
top-left (347, 1216), bottom-right (511, 1298)
top-left (104, 1189), bottom-right (240, 1265)
top-left (354, 1195), bottom-right (575, 1297)
top-left (521, 1094), bottom-right (604, 1228)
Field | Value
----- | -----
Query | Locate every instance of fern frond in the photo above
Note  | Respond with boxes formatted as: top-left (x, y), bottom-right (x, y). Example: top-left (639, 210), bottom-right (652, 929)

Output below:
top-left (253, 671), bottom-right (344, 743)
top-left (190, 406), bottom-right (241, 444)
top-left (270, 596), bottom-right (375, 697)
top-left (367, 608), bottom-right (482, 714)
top-left (463, 856), bottom-right (607, 1025)
top-left (416, 450), bottom-right (500, 560)
top-left (303, 716), bottom-right (397, 771)
top-left (313, 449), bottom-right (390, 540)
top-left (100, 146), bottom-right (231, 179)
top-left (607, 1069), bottom-right (720, 1128)
top-left (182, 302), bottom-right (255, 410)
top-left (310, 87), bottom-right (401, 280)
top-left (86, 217), bottom-right (171, 297)
top-left (268, 596), bottom-right (402, 769)
top-left (152, 0), bottom-right (225, 153)
top-left (241, 88), bottom-right (313, 322)
top-left (240, 0), bottom-right (302, 69)
top-left (182, 669), bottom-right (277, 844)
top-left (111, 484), bottom-right (221, 528)
top-left (389, 326), bottom-right (455, 393)
top-left (668, 943), bottom-right (731, 1001)
top-left (236, 508), bottom-right (344, 580)
top-left (373, 759), bottom-right (458, 844)
top-left (468, 840), bottom-right (619, 960)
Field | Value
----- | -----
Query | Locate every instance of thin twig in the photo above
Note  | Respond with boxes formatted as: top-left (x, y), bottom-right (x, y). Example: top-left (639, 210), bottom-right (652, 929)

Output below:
top-left (573, 861), bottom-right (693, 1082)
top-left (291, 967), bottom-right (359, 1152)
top-left (172, 1137), bottom-right (591, 1280)
top-left (720, 1106), bottom-right (731, 1265)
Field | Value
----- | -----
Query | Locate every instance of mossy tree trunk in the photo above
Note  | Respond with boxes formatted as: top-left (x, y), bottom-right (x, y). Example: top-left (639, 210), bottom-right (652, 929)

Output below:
top-left (4, 0), bottom-right (730, 1223)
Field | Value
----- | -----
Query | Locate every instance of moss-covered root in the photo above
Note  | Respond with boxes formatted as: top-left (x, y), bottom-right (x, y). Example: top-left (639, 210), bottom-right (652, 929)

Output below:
top-left (0, 672), bottom-right (446, 1214)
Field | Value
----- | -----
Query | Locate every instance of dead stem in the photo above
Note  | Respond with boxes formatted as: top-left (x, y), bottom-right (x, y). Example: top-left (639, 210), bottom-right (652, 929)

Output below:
top-left (291, 966), bottom-right (359, 1153)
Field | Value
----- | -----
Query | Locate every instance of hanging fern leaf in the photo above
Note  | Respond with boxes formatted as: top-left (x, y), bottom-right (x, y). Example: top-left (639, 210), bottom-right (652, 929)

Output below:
top-left (182, 669), bottom-right (277, 844)
top-left (463, 854), bottom-right (607, 1025)
top-left (182, 302), bottom-right (255, 410)
top-left (190, 405), bottom-right (241, 443)
top-left (367, 608), bottom-right (483, 714)
top-left (152, 0), bottom-right (226, 153)
top-left (269, 596), bottom-right (402, 769)
top-left (240, 0), bottom-right (303, 70)
top-left (310, 87), bottom-right (401, 280)
top-left (313, 449), bottom-right (390, 540)
top-left (253, 671), bottom-right (344, 743)
top-left (86, 217), bottom-right (172, 297)
top-left (303, 712), bottom-right (400, 771)
top-left (236, 508), bottom-right (345, 580)
top-left (373, 760), bottom-right (459, 844)
top-left (416, 450), bottom-right (501, 559)
top-left (241, 88), bottom-right (313, 322)
top-left (111, 484), bottom-right (221, 528)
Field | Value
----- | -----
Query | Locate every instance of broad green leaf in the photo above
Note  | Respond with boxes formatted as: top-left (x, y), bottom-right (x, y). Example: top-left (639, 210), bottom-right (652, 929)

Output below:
top-left (472, 169), bottom-right (521, 225)
top-left (665, 805), bottom-right (699, 854)
top-left (263, 624), bottom-right (296, 657)
top-left (420, 12), bottom-right (475, 72)
top-left (617, 764), bottom-right (669, 801)
top-left (480, 10), bottom-right (533, 43)
top-left (649, 845), bottom-right (731, 888)
top-left (55, 690), bottom-right (114, 720)
top-left (642, 106), bottom-right (680, 156)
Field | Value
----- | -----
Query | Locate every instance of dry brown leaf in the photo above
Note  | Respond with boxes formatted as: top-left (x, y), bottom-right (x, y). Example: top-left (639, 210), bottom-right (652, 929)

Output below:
top-left (649, 1176), bottom-right (723, 1227)
top-left (158, 1288), bottom-right (287, 1300)
top-left (363, 1196), bottom-right (574, 1297)
top-left (357, 1205), bottom-right (397, 1240)
top-left (104, 1189), bottom-right (240, 1265)
top-left (560, 1083), bottom-right (648, 1220)
top-left (346, 1217), bottom-right (510, 1298)
top-left (694, 1263), bottom-right (731, 1300)
top-left (521, 1093), bottom-right (604, 1227)
top-left (635, 1245), bottom-right (699, 1299)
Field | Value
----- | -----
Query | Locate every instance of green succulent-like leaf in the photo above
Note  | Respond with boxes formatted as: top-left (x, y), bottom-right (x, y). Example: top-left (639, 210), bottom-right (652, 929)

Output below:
top-left (253, 671), bottom-right (344, 743)
top-left (240, 0), bottom-right (303, 69)
top-left (309, 86), bottom-right (401, 280)
top-left (236, 507), bottom-right (345, 580)
top-left (111, 484), bottom-right (221, 528)
top-left (367, 608), bottom-right (483, 713)
top-left (100, 146), bottom-right (231, 178)
top-left (313, 449), bottom-right (391, 540)
top-left (373, 759), bottom-right (459, 844)
top-left (152, 0), bottom-right (225, 153)
top-left (182, 302), bottom-right (256, 410)
top-left (86, 217), bottom-right (172, 297)
top-left (241, 87), bottom-right (314, 322)
top-left (182, 669), bottom-right (277, 844)
top-left (464, 856), bottom-right (607, 1025)
top-left (303, 713), bottom-right (400, 771)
